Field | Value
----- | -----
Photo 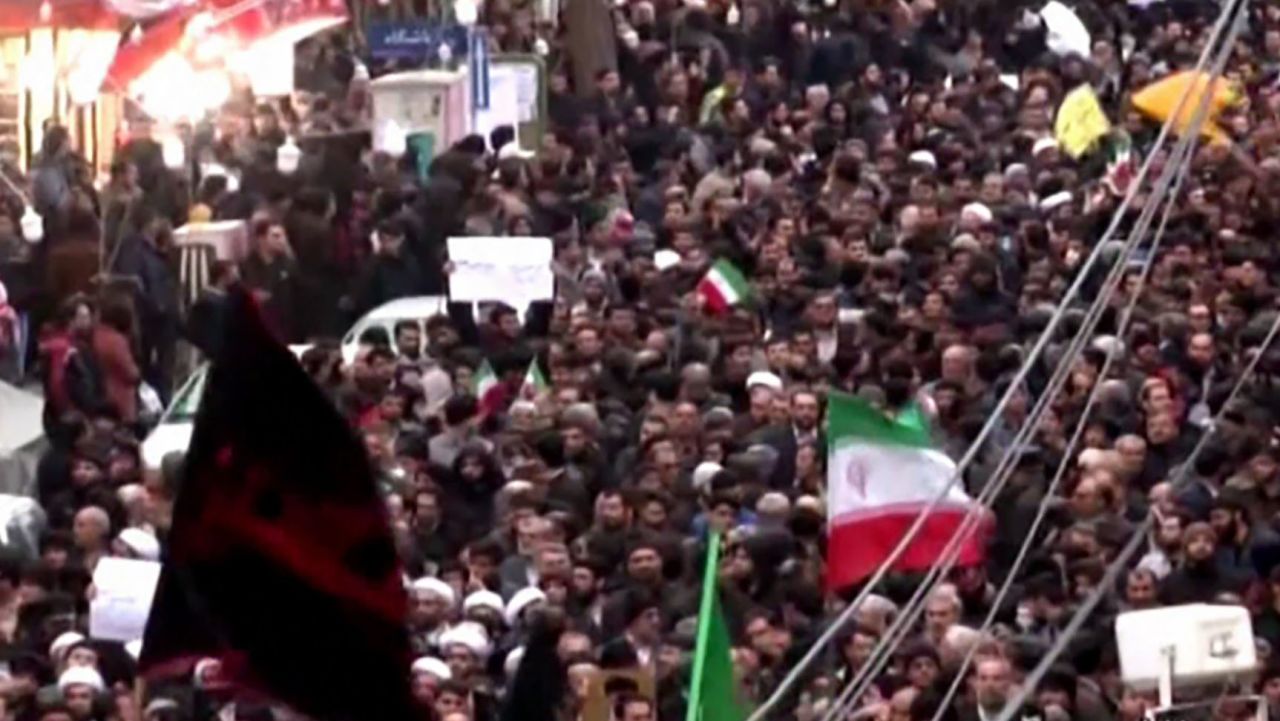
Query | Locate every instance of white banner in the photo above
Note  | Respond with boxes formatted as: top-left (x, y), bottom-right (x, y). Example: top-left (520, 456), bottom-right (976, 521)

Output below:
top-left (447, 236), bottom-right (554, 307)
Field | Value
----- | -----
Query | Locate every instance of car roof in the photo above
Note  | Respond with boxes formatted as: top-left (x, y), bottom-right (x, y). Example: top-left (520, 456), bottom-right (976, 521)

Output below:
top-left (362, 296), bottom-right (449, 322)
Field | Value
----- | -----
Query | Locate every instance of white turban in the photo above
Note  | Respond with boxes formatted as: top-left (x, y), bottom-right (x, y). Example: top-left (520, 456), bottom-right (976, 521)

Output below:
top-left (503, 587), bottom-right (546, 627)
top-left (58, 666), bottom-right (104, 692)
top-left (463, 590), bottom-right (504, 616)
top-left (49, 632), bottom-right (85, 664)
top-left (410, 577), bottom-right (457, 609)
top-left (411, 656), bottom-right (453, 680)
top-left (117, 528), bottom-right (161, 561)
top-left (439, 621), bottom-right (492, 659)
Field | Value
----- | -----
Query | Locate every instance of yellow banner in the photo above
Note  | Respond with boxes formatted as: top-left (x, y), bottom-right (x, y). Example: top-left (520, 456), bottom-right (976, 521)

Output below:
top-left (1055, 85), bottom-right (1111, 158)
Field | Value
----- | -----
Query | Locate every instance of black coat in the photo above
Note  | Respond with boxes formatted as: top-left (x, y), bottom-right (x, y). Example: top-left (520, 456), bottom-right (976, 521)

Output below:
top-left (353, 252), bottom-right (424, 317)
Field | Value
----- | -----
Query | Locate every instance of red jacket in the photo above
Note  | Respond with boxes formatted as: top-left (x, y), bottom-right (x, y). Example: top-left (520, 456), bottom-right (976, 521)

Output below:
top-left (91, 325), bottom-right (140, 423)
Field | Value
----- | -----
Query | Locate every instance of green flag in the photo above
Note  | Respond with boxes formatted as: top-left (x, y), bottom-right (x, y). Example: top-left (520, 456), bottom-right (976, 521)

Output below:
top-left (687, 532), bottom-right (748, 721)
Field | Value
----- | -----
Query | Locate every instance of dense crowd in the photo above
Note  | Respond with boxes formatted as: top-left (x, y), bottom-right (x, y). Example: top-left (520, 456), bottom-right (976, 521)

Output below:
top-left (4, 1), bottom-right (1280, 721)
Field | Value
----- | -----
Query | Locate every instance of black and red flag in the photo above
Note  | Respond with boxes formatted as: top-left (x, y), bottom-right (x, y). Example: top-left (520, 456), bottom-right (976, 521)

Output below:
top-left (139, 288), bottom-right (418, 721)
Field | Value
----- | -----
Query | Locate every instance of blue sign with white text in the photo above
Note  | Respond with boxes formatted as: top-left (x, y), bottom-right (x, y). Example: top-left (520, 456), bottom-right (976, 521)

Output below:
top-left (367, 22), bottom-right (469, 62)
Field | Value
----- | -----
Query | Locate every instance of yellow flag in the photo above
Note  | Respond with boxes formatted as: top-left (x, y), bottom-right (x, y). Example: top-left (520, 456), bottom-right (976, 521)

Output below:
top-left (1055, 85), bottom-right (1112, 159)
top-left (1132, 70), bottom-right (1237, 145)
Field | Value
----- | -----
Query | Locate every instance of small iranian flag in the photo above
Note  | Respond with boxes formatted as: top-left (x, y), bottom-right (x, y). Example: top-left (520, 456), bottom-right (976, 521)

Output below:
top-left (826, 392), bottom-right (988, 590)
top-left (520, 359), bottom-right (549, 399)
top-left (473, 360), bottom-right (503, 414)
top-left (697, 259), bottom-right (751, 313)
top-left (1104, 131), bottom-right (1137, 197)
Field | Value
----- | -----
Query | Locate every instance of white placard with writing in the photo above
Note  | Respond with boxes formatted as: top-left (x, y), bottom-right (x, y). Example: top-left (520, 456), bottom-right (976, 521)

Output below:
top-left (447, 236), bottom-right (554, 307)
top-left (89, 557), bottom-right (161, 643)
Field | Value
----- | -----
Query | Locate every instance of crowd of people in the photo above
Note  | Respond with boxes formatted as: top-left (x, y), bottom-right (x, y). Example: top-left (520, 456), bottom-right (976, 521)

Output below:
top-left (3, 0), bottom-right (1280, 721)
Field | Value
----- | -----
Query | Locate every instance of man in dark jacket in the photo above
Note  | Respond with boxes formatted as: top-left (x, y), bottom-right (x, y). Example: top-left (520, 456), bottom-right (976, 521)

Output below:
top-left (353, 219), bottom-right (424, 317)
top-left (111, 214), bottom-right (179, 399)
top-left (186, 260), bottom-right (238, 359)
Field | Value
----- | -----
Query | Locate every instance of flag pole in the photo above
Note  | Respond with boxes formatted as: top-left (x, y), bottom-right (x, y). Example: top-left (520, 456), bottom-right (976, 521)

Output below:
top-left (686, 531), bottom-right (723, 721)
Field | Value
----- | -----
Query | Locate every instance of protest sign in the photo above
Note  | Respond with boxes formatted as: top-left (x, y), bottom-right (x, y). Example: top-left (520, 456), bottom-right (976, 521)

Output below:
top-left (1055, 85), bottom-right (1112, 158)
top-left (90, 557), bottom-right (161, 642)
top-left (447, 237), bottom-right (554, 307)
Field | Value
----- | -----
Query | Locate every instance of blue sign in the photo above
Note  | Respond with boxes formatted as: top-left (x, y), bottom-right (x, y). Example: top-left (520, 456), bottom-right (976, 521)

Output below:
top-left (469, 28), bottom-right (490, 110)
top-left (367, 22), bottom-right (469, 62)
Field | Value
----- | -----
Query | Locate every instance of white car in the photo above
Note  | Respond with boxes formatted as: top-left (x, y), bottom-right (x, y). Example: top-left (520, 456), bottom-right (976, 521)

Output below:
top-left (141, 296), bottom-right (453, 471)
top-left (140, 363), bottom-right (207, 473)
top-left (336, 295), bottom-right (450, 365)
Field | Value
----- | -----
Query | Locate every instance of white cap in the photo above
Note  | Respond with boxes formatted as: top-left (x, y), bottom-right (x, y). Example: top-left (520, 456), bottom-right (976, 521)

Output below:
top-left (504, 587), bottom-right (547, 627)
top-left (411, 656), bottom-right (453, 680)
top-left (440, 621), bottom-right (493, 658)
top-left (1032, 137), bottom-right (1060, 156)
top-left (58, 666), bottom-right (104, 692)
top-left (908, 150), bottom-right (937, 168)
top-left (1039, 191), bottom-right (1073, 212)
top-left (1004, 162), bottom-right (1030, 178)
top-left (692, 462), bottom-right (723, 492)
top-left (654, 249), bottom-right (682, 272)
top-left (410, 577), bottom-right (457, 609)
top-left (117, 528), bottom-right (161, 561)
top-left (463, 590), bottom-right (504, 616)
top-left (961, 202), bottom-right (994, 224)
top-left (50, 632), bottom-right (85, 663)
top-left (745, 371), bottom-right (783, 391)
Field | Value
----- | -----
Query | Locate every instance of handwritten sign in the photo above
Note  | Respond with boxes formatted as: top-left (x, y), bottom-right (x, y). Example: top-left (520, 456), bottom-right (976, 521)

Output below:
top-left (1055, 85), bottom-right (1111, 158)
top-left (89, 557), bottom-right (161, 642)
top-left (447, 236), bottom-right (554, 307)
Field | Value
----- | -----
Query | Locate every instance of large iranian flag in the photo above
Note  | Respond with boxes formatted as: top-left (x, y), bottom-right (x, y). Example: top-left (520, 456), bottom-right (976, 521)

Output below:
top-left (826, 392), bottom-right (988, 590)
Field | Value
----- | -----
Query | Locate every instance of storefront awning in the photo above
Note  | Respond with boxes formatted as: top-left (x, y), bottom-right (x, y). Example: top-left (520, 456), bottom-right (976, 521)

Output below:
top-left (106, 0), bottom-right (347, 92)
top-left (0, 0), bottom-right (118, 32)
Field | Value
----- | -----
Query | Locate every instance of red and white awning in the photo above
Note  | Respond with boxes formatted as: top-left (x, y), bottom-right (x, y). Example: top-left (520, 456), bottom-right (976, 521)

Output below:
top-left (106, 0), bottom-right (347, 91)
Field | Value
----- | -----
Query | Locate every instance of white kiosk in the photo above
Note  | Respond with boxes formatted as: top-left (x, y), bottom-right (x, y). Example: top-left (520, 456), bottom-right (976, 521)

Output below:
top-left (370, 68), bottom-right (472, 164)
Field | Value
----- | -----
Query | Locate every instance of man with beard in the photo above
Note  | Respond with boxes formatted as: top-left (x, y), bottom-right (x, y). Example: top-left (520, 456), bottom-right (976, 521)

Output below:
top-left (568, 557), bottom-right (606, 629)
top-left (957, 656), bottom-right (1040, 721)
top-left (762, 388), bottom-right (824, 490)
top-left (1161, 522), bottom-right (1251, 604)
top-left (581, 489), bottom-right (632, 569)
top-left (1208, 491), bottom-right (1279, 578)
top-left (408, 577), bottom-right (457, 656)
top-left (561, 404), bottom-right (612, 495)
top-left (430, 395), bottom-right (493, 469)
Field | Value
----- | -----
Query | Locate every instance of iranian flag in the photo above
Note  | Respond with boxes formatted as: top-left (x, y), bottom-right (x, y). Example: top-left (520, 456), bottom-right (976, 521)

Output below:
top-left (826, 392), bottom-right (988, 591)
top-left (473, 360), bottom-right (503, 415)
top-left (697, 259), bottom-right (751, 313)
top-left (1103, 131), bottom-right (1137, 197)
top-left (519, 359), bottom-right (549, 399)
